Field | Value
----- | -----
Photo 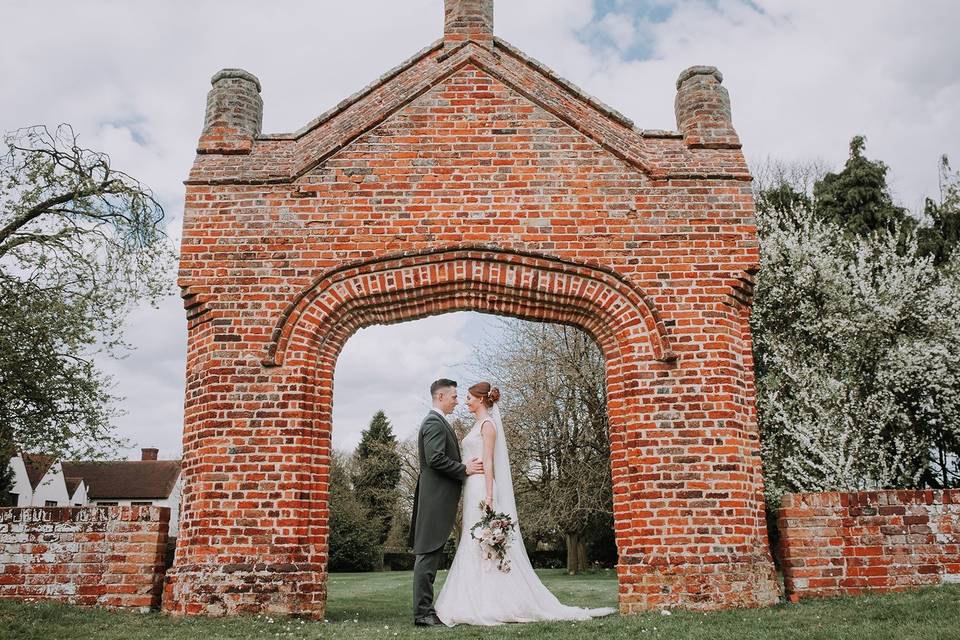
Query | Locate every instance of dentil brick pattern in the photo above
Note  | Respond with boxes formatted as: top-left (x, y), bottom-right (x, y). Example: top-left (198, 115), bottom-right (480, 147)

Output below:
top-left (777, 490), bottom-right (960, 601)
top-left (164, 0), bottom-right (780, 618)
top-left (0, 507), bottom-right (169, 611)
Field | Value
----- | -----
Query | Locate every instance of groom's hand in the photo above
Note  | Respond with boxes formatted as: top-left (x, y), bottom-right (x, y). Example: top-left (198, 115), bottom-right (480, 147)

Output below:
top-left (465, 457), bottom-right (483, 475)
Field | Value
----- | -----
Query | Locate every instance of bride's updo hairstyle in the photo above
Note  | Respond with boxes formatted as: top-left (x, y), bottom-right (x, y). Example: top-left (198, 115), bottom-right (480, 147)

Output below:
top-left (468, 381), bottom-right (501, 408)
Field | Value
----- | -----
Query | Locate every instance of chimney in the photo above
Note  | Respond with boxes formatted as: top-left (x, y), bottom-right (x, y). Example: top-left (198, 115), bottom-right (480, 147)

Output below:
top-left (141, 448), bottom-right (159, 461)
top-left (675, 67), bottom-right (740, 149)
top-left (674, 66), bottom-right (740, 149)
top-left (199, 68), bottom-right (263, 153)
top-left (444, 0), bottom-right (494, 48)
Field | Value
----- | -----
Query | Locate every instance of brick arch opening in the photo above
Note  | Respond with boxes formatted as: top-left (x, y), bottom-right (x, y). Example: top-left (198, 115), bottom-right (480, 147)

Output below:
top-left (269, 247), bottom-right (677, 614)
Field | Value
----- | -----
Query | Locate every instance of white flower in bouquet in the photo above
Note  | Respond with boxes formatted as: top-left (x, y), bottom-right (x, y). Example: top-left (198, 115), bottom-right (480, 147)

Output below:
top-left (469, 501), bottom-right (517, 573)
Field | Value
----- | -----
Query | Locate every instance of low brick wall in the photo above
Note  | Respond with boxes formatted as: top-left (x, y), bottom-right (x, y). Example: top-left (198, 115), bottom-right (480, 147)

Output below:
top-left (777, 490), bottom-right (960, 601)
top-left (0, 506), bottom-right (169, 611)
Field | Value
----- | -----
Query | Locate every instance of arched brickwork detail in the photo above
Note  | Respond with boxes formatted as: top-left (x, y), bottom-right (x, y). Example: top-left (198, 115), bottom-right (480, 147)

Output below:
top-left (265, 246), bottom-right (676, 368)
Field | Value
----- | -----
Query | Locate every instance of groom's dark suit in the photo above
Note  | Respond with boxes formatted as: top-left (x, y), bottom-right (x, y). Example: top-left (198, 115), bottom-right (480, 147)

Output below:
top-left (409, 409), bottom-right (467, 620)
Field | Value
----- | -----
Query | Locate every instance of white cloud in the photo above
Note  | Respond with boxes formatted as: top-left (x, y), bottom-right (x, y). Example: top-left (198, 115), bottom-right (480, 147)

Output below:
top-left (1, 0), bottom-right (956, 460)
top-left (95, 296), bottom-right (187, 461)
top-left (595, 12), bottom-right (639, 53)
top-left (557, 1), bottom-right (960, 212)
top-left (332, 312), bottom-right (475, 452)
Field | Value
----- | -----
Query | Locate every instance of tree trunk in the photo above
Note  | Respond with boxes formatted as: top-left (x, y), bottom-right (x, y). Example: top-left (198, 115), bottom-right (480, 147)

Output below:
top-left (565, 533), bottom-right (587, 575)
top-left (940, 439), bottom-right (949, 489)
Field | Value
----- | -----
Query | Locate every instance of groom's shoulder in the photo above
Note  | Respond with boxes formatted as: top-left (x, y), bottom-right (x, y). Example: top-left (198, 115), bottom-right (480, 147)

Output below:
top-left (420, 411), bottom-right (444, 429)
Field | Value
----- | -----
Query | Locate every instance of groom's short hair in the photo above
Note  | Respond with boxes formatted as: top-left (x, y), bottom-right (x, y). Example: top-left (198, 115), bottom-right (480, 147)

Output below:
top-left (430, 378), bottom-right (457, 398)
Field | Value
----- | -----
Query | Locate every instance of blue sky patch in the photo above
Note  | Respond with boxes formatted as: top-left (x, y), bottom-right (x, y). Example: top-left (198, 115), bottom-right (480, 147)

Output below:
top-left (582, 1), bottom-right (766, 61)
top-left (101, 117), bottom-right (150, 147)
top-left (580, 0), bottom-right (677, 61)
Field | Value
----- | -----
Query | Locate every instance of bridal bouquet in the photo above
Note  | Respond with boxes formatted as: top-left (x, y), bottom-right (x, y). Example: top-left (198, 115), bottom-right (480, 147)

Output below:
top-left (469, 502), bottom-right (516, 573)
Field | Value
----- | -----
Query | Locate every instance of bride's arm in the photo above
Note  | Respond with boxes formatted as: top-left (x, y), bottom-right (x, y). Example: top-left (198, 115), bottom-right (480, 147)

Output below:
top-left (481, 420), bottom-right (496, 508)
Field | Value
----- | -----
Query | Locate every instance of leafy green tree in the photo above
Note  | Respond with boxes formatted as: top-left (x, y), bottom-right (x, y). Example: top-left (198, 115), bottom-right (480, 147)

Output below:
top-left (352, 411), bottom-right (402, 545)
top-left (0, 124), bottom-right (175, 491)
top-left (0, 281), bottom-right (113, 489)
top-left (752, 156), bottom-right (827, 231)
top-left (813, 135), bottom-right (914, 237)
top-left (0, 450), bottom-right (13, 504)
top-left (474, 321), bottom-right (613, 574)
top-left (328, 452), bottom-right (380, 572)
top-left (755, 182), bottom-right (812, 224)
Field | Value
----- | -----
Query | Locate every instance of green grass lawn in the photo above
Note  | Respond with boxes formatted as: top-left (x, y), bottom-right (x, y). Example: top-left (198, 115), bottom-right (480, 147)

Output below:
top-left (2, 569), bottom-right (959, 639)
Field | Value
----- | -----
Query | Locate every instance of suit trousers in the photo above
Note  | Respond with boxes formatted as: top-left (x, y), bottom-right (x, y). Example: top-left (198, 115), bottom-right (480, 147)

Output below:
top-left (412, 546), bottom-right (446, 619)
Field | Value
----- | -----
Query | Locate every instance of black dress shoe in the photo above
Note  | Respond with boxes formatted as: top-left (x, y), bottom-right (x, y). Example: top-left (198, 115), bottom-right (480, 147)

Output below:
top-left (414, 613), bottom-right (444, 627)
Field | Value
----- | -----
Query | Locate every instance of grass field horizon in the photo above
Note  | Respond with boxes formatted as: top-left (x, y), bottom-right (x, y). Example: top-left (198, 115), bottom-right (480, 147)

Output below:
top-left (2, 569), bottom-right (959, 639)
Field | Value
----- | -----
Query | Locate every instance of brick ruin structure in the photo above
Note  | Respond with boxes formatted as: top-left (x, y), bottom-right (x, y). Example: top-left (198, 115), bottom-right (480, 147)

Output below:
top-left (778, 490), bottom-right (960, 600)
top-left (164, 0), bottom-right (781, 617)
top-left (1, 507), bottom-right (169, 610)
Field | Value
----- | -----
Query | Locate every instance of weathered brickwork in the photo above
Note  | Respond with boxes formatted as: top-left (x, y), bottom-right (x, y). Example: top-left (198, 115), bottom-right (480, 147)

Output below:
top-left (165, 0), bottom-right (780, 617)
top-left (777, 490), bottom-right (960, 601)
top-left (0, 507), bottom-right (169, 611)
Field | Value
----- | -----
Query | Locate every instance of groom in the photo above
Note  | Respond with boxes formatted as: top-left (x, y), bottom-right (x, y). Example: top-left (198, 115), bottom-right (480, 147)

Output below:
top-left (409, 378), bottom-right (483, 627)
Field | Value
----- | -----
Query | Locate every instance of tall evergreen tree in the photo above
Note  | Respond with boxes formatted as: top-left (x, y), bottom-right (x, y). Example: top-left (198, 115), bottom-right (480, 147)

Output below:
top-left (328, 452), bottom-right (380, 572)
top-left (813, 136), bottom-right (913, 237)
top-left (352, 411), bottom-right (402, 545)
top-left (918, 156), bottom-right (960, 266)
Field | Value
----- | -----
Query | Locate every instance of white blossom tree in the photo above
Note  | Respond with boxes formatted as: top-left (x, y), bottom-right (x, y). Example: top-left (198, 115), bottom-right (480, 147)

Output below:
top-left (753, 204), bottom-right (960, 501)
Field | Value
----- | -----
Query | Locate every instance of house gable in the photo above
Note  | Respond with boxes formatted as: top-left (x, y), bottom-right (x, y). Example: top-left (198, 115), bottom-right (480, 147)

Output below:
top-left (189, 38), bottom-right (747, 188)
top-left (7, 456), bottom-right (31, 506)
top-left (21, 453), bottom-right (54, 490)
top-left (31, 461), bottom-right (70, 506)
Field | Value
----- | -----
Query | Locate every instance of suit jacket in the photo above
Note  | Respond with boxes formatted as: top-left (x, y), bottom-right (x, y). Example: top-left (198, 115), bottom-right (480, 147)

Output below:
top-left (408, 410), bottom-right (467, 555)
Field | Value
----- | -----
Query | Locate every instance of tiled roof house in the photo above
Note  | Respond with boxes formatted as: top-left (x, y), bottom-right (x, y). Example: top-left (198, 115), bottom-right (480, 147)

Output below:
top-left (6, 448), bottom-right (183, 534)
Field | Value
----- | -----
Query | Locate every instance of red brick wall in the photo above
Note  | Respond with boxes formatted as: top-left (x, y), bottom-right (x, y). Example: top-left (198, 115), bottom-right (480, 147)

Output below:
top-left (777, 490), bottom-right (960, 601)
top-left (165, 9), bottom-right (781, 618)
top-left (0, 507), bottom-right (169, 611)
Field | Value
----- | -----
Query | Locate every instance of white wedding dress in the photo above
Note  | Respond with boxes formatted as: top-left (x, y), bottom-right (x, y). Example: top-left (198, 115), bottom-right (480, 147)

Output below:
top-left (434, 404), bottom-right (616, 626)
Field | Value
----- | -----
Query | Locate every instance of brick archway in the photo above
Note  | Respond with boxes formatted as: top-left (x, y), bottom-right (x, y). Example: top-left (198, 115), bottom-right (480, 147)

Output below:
top-left (265, 245), bottom-right (675, 368)
top-left (268, 246), bottom-right (679, 615)
top-left (165, 0), bottom-right (781, 620)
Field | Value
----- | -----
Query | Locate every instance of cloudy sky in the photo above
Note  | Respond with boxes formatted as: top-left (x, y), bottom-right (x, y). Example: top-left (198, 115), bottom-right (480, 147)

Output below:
top-left (2, 0), bottom-right (957, 459)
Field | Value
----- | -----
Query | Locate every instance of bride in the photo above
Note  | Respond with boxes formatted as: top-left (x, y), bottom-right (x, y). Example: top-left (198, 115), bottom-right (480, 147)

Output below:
top-left (434, 381), bottom-right (616, 626)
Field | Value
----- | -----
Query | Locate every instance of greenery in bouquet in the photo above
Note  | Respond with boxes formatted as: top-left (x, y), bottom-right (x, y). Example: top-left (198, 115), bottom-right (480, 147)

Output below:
top-left (469, 502), bottom-right (517, 573)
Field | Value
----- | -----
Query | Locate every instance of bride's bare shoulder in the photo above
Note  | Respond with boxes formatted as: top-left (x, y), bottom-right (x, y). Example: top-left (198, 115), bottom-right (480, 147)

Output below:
top-left (479, 417), bottom-right (497, 433)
